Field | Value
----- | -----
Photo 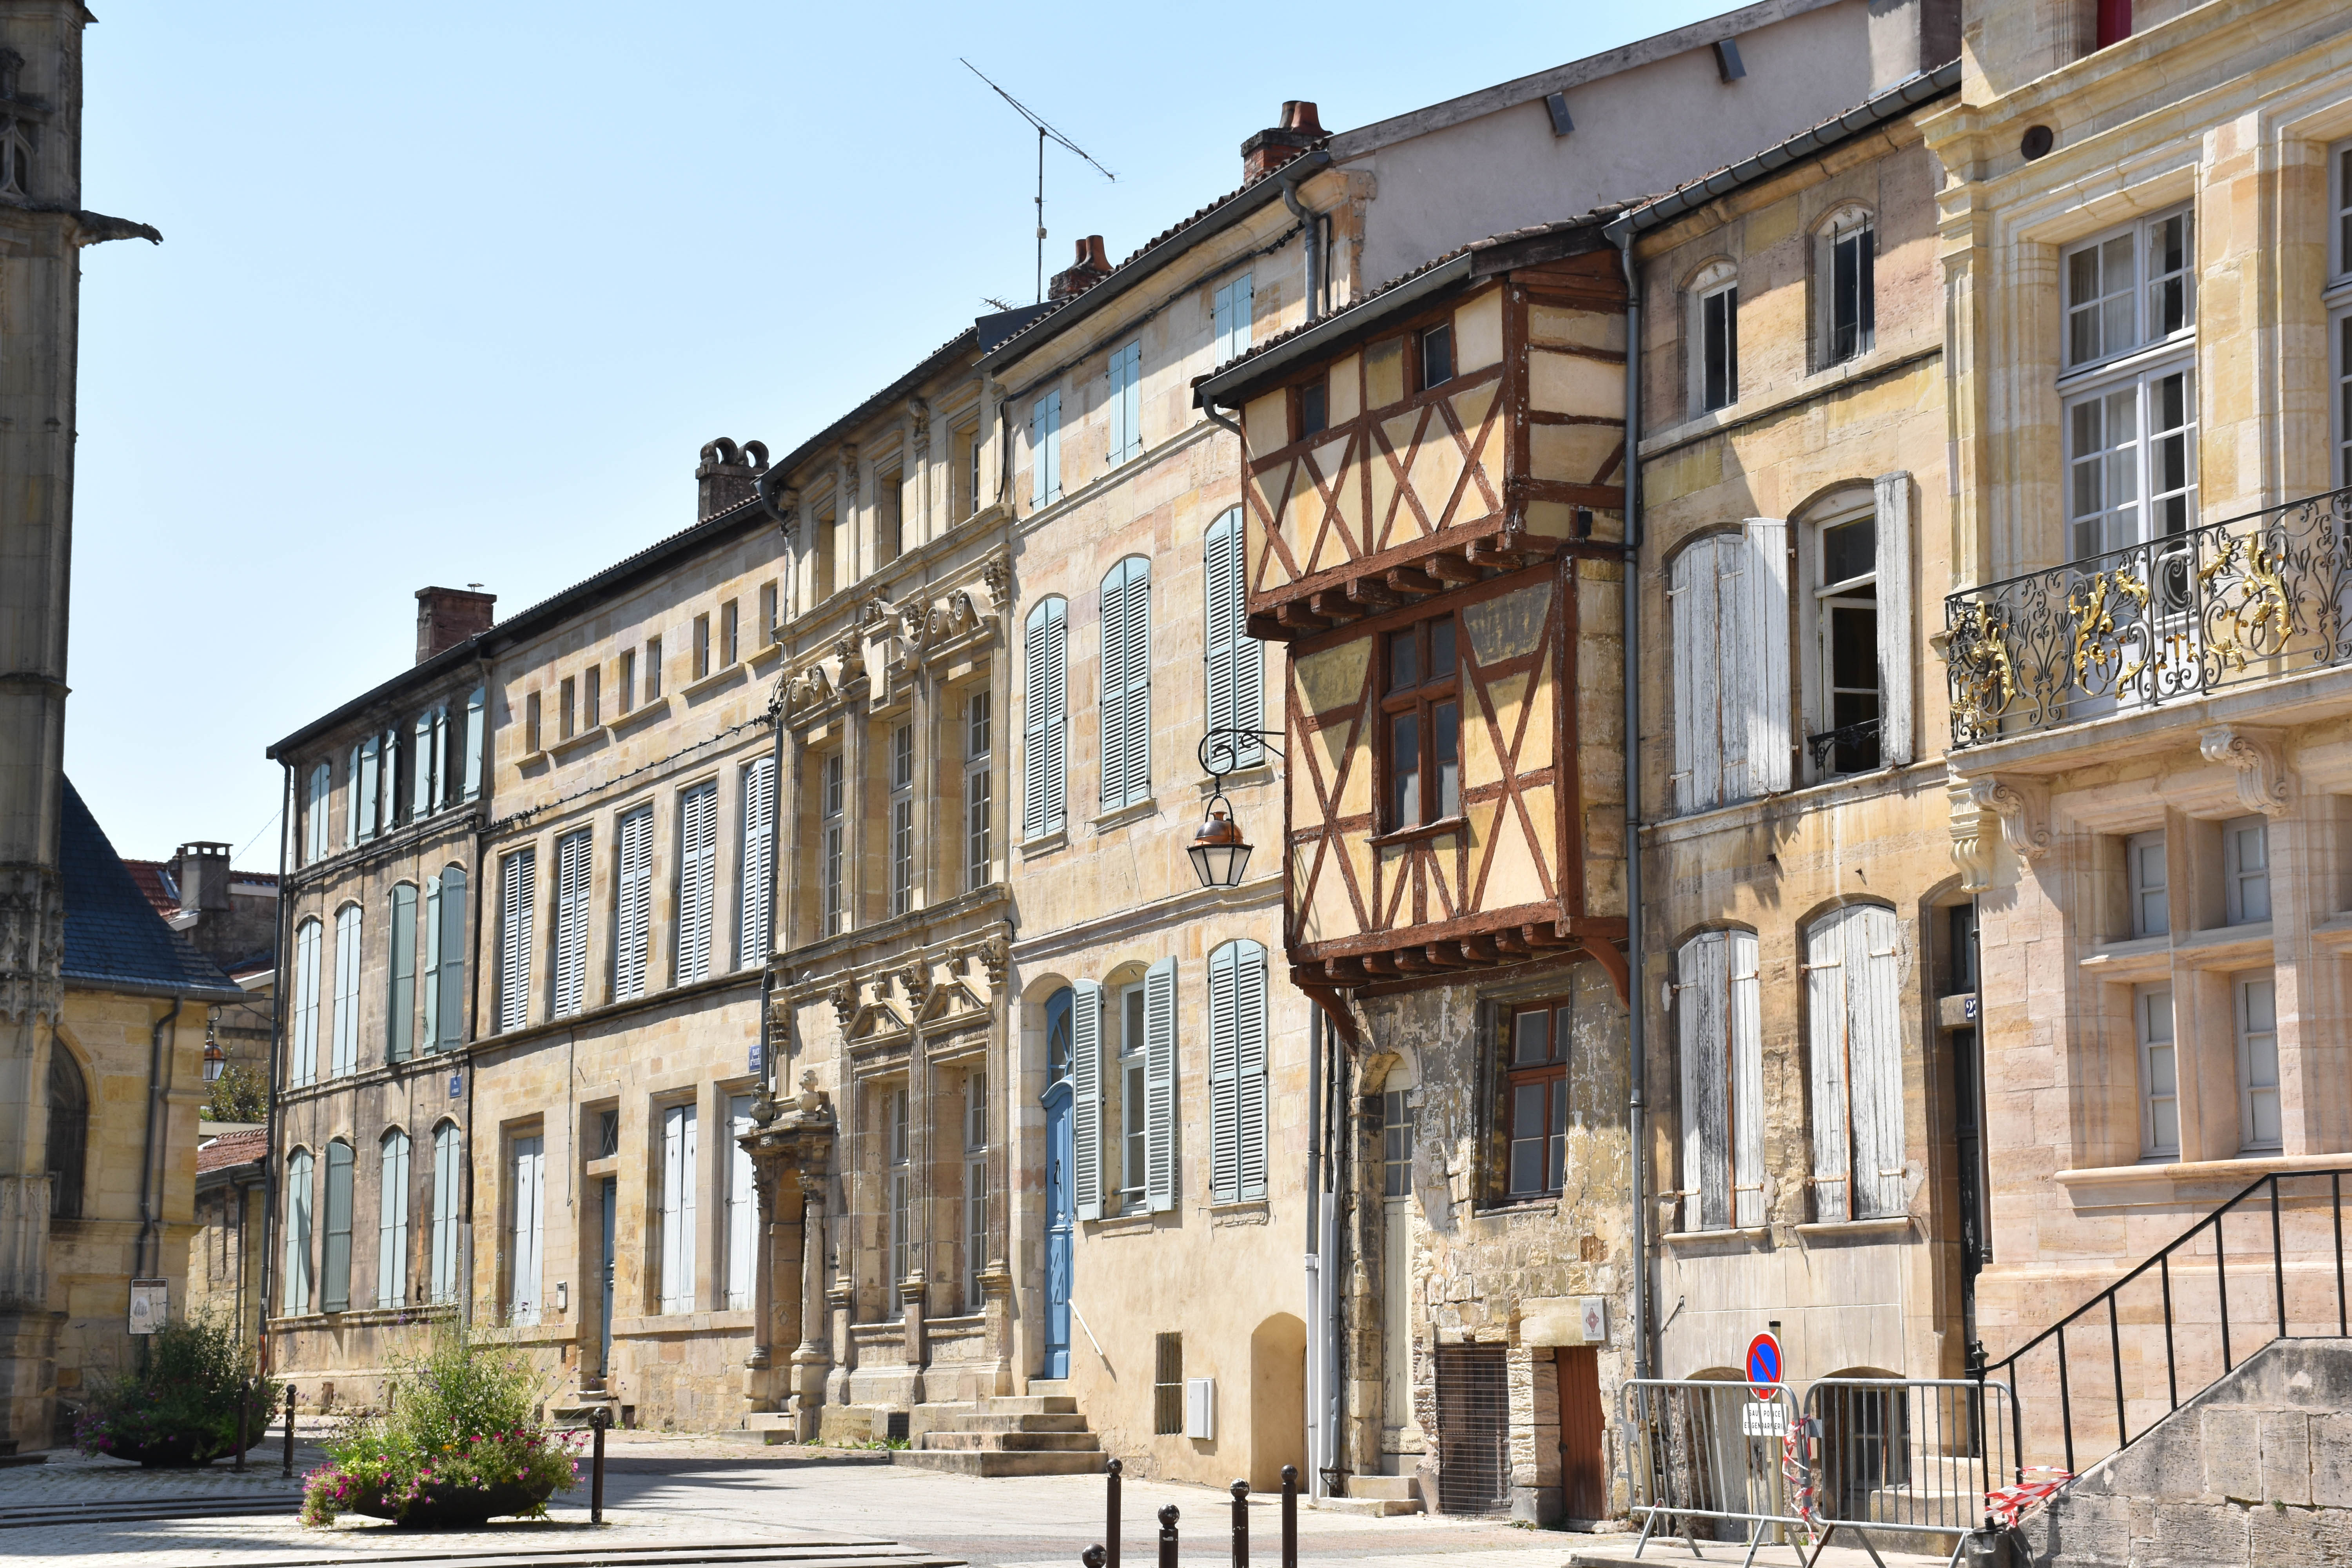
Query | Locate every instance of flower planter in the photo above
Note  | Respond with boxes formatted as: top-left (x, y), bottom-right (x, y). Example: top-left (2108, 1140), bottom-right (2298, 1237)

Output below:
top-left (93, 1394), bottom-right (280, 1467)
top-left (346, 1475), bottom-right (559, 1528)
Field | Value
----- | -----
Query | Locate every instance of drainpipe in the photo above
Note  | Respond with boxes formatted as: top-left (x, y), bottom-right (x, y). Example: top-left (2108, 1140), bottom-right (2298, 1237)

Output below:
top-left (462, 646), bottom-right (493, 1328)
top-left (136, 996), bottom-right (182, 1281)
top-left (259, 760), bottom-right (294, 1370)
top-left (1615, 227), bottom-right (1652, 1384)
top-left (1279, 171), bottom-right (1324, 322)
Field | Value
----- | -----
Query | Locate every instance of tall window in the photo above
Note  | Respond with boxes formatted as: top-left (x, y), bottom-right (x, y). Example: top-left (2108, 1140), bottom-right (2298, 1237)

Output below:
top-left (552, 828), bottom-right (591, 1017)
top-left (693, 613), bottom-right (712, 681)
top-left (332, 905), bottom-right (362, 1078)
top-left (1383, 1089), bottom-right (1413, 1197)
top-left (2224, 815), bottom-right (2271, 926)
top-left (509, 1134), bottom-right (545, 1325)
top-left (760, 581), bottom-right (779, 644)
top-left (644, 637), bottom-right (664, 701)
top-left (816, 508), bottom-right (837, 603)
top-left (462, 686), bottom-right (486, 800)
top-left (584, 666), bottom-right (601, 729)
top-left (377, 1129), bottom-right (410, 1308)
top-left (2138, 982), bottom-right (2179, 1159)
top-left (726, 1094), bottom-right (756, 1311)
top-left (677, 782), bottom-right (719, 984)
top-left (2127, 830), bottom-right (2168, 938)
top-left (347, 742), bottom-right (364, 845)
top-left (620, 649), bottom-right (637, 714)
top-left (740, 756), bottom-right (776, 967)
top-left (1208, 941), bottom-right (1267, 1205)
top-left (722, 599), bottom-right (740, 666)
top-left (614, 806), bottom-right (654, 1000)
top-left (1031, 390), bottom-right (1063, 506)
top-left (388, 883), bottom-right (417, 1062)
top-left (430, 1122), bottom-right (462, 1304)
top-left (1023, 599), bottom-right (1069, 838)
top-left (965, 691), bottom-right (993, 890)
top-left (1825, 214), bottom-right (1876, 364)
top-left (321, 1140), bottom-right (355, 1313)
top-left (282, 1148), bottom-right (315, 1314)
top-left (1212, 273), bottom-right (1254, 365)
top-left (2063, 209), bottom-right (2196, 560)
top-left (1381, 613), bottom-right (1459, 828)
top-left (1098, 559), bottom-right (1153, 810)
top-left (423, 866), bottom-right (466, 1051)
top-left (2237, 973), bottom-right (2281, 1154)
top-left (1071, 980), bottom-right (1103, 1220)
top-left (2331, 140), bottom-right (2352, 485)
top-left (0, 119), bottom-right (30, 199)
top-left (889, 724), bottom-right (916, 917)
top-left (559, 677), bottom-right (577, 743)
top-left (1803, 905), bottom-right (1906, 1223)
top-left (1504, 998), bottom-right (1572, 1199)
top-left (878, 472), bottom-right (904, 566)
top-left (1204, 509), bottom-right (1262, 767)
top-left (1107, 340), bottom-right (1143, 466)
top-left (1671, 523), bottom-right (1792, 812)
top-left (821, 754), bottom-right (846, 937)
top-left (954, 422), bottom-right (980, 523)
top-left (1677, 928), bottom-right (1764, 1231)
top-left (45, 1051), bottom-right (86, 1219)
top-left (292, 917), bottom-right (321, 1086)
top-left (1811, 508), bottom-right (1880, 775)
top-left (887, 1086), bottom-right (911, 1314)
top-left (498, 846), bottom-right (536, 1033)
top-left (1693, 265), bottom-right (1739, 413)
top-left (412, 706), bottom-right (445, 817)
top-left (525, 692), bottom-right (543, 755)
top-left (1116, 979), bottom-right (1149, 1212)
top-left (660, 1103), bottom-right (697, 1313)
top-left (964, 1072), bottom-right (989, 1310)
top-left (357, 735), bottom-right (382, 841)
top-left (305, 762), bottom-right (332, 863)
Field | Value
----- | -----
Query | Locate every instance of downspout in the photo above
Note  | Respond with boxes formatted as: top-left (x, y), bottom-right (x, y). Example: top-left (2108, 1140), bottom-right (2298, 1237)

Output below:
top-left (1615, 226), bottom-right (1652, 1384)
top-left (134, 996), bottom-right (182, 1281)
top-left (259, 760), bottom-right (294, 1368)
top-left (1278, 171), bottom-right (1323, 322)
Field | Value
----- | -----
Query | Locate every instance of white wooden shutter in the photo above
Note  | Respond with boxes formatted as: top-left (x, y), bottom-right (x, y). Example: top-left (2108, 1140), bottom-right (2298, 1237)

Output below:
top-left (727, 1094), bottom-right (756, 1310)
top-left (293, 919), bottom-right (320, 1086)
top-left (1071, 979), bottom-right (1103, 1220)
top-left (739, 757), bottom-right (776, 967)
top-left (1669, 540), bottom-right (1722, 814)
top-left (1809, 904), bottom-right (1906, 1221)
top-left (1209, 944), bottom-right (1240, 1203)
top-left (553, 829), bottom-right (590, 1017)
top-left (1806, 910), bottom-right (1854, 1224)
top-left (679, 1105), bottom-right (699, 1307)
top-left (463, 686), bottom-right (486, 800)
top-left (1872, 472), bottom-right (1915, 766)
top-left (430, 1125), bottom-right (460, 1304)
top-left (1213, 283), bottom-right (1233, 365)
top-left (615, 808), bottom-right (654, 1000)
top-left (388, 884), bottom-right (416, 1062)
top-left (430, 706), bottom-right (448, 808)
top-left (510, 1135), bottom-right (544, 1325)
top-left (1675, 931), bottom-right (1729, 1231)
top-left (378, 1130), bottom-right (409, 1308)
top-left (1234, 940), bottom-right (1269, 1201)
top-left (1745, 518), bottom-right (1792, 795)
top-left (1204, 510), bottom-right (1260, 765)
top-left (333, 906), bottom-right (361, 1077)
top-left (1024, 601), bottom-right (1068, 837)
top-left (413, 710), bottom-right (435, 817)
top-left (499, 848), bottom-right (534, 1033)
top-left (422, 876), bottom-right (441, 1051)
top-left (1143, 956), bottom-right (1177, 1213)
top-left (1109, 341), bottom-right (1142, 464)
top-left (662, 1104), bottom-right (687, 1310)
top-left (1729, 930), bottom-right (1764, 1228)
top-left (437, 867), bottom-right (466, 1048)
top-left (678, 783), bottom-right (718, 983)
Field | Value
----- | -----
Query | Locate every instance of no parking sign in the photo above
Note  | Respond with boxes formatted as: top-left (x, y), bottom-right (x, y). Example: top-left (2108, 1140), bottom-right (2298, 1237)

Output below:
top-left (1745, 1331), bottom-right (1782, 1393)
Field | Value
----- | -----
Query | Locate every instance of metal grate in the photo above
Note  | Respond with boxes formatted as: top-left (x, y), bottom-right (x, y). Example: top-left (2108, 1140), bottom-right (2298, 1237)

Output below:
top-left (1435, 1344), bottom-right (1510, 1514)
top-left (1154, 1332), bottom-right (1184, 1435)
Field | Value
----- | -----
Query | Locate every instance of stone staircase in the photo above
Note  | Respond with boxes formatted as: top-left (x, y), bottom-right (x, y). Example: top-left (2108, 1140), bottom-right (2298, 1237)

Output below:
top-left (1318, 1474), bottom-right (1423, 1517)
top-left (895, 1393), bottom-right (1104, 1477)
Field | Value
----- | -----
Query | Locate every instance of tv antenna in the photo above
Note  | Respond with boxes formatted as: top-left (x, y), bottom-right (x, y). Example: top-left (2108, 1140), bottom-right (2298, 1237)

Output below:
top-left (960, 58), bottom-right (1115, 303)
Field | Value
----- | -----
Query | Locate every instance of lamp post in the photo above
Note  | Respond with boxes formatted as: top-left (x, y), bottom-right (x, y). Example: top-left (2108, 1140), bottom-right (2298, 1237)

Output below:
top-left (1188, 729), bottom-right (1282, 890)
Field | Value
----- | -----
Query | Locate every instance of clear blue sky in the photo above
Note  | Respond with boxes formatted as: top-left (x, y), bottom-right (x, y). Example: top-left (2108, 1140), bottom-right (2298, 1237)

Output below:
top-left (67, 0), bottom-right (1735, 867)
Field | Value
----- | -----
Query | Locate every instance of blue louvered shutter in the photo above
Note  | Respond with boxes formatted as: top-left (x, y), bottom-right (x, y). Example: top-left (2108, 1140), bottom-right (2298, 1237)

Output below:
top-left (463, 686), bottom-right (486, 801)
top-left (437, 867), bottom-right (466, 1048)
top-left (1233, 939), bottom-right (1269, 1200)
top-left (1071, 978), bottom-right (1103, 1221)
top-left (1144, 956), bottom-right (1177, 1213)
top-left (1204, 510), bottom-right (1259, 766)
top-left (499, 848), bottom-right (534, 1033)
top-left (1208, 942), bottom-right (1240, 1203)
top-left (1024, 600), bottom-right (1067, 838)
top-left (1099, 559), bottom-right (1151, 809)
top-left (1108, 341), bottom-right (1142, 465)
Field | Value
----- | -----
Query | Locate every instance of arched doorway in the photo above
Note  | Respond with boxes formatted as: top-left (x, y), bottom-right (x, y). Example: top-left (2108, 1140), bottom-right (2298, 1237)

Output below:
top-left (1250, 1313), bottom-right (1307, 1490)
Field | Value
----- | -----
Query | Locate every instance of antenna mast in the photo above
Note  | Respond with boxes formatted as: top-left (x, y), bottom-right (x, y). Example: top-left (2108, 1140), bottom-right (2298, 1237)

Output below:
top-left (960, 59), bottom-right (1116, 303)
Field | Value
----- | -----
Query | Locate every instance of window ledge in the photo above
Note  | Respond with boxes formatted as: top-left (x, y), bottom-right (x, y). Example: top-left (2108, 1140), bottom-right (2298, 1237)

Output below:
top-left (1092, 797), bottom-right (1157, 831)
top-left (1794, 1217), bottom-right (1913, 1242)
top-left (749, 641), bottom-right (786, 670)
top-left (1661, 1225), bottom-right (1770, 1250)
top-left (680, 663), bottom-right (748, 702)
top-left (1020, 829), bottom-right (1068, 859)
top-left (2312, 912), bottom-right (2352, 950)
top-left (1198, 764), bottom-right (1274, 795)
top-left (2054, 1151), bottom-right (2352, 1207)
top-left (1371, 817), bottom-right (1465, 848)
top-left (611, 696), bottom-right (672, 734)
top-left (2078, 935), bottom-right (2170, 982)
top-left (548, 725), bottom-right (608, 760)
top-left (515, 748), bottom-right (548, 768)
top-left (2175, 922), bottom-right (2274, 971)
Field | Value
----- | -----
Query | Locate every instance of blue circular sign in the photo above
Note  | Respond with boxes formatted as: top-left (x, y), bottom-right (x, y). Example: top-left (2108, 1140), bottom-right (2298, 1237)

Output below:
top-left (1746, 1332), bottom-right (1782, 1389)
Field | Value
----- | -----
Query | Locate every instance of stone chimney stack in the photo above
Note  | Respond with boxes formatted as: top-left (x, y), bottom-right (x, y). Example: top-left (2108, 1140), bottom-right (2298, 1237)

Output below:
top-left (171, 842), bottom-right (232, 916)
top-left (1242, 100), bottom-right (1325, 184)
top-left (697, 438), bottom-right (770, 521)
top-left (1048, 236), bottom-right (1114, 303)
top-left (415, 586), bottom-right (496, 664)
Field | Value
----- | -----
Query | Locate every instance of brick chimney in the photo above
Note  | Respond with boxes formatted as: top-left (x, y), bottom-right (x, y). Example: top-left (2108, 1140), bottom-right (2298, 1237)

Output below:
top-left (1048, 236), bottom-right (1114, 303)
top-left (1242, 100), bottom-right (1325, 184)
top-left (697, 437), bottom-right (770, 521)
top-left (171, 841), bottom-right (232, 916)
top-left (415, 586), bottom-right (496, 663)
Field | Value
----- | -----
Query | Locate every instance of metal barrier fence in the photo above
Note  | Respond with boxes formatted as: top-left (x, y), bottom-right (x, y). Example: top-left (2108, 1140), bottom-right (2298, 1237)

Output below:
top-left (1622, 1377), bottom-right (2017, 1568)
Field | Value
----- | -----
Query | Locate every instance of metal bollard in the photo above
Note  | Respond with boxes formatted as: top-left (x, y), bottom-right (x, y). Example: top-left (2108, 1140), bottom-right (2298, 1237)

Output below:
top-left (232, 1377), bottom-right (248, 1473)
top-left (1280, 1465), bottom-right (1298, 1568)
top-left (1082, 1549), bottom-right (1106, 1568)
top-left (281, 1384), bottom-right (296, 1479)
top-left (1158, 1504), bottom-right (1180, 1568)
top-left (1230, 1479), bottom-right (1249, 1566)
top-left (590, 1405), bottom-right (611, 1524)
top-left (1106, 1457), bottom-right (1122, 1568)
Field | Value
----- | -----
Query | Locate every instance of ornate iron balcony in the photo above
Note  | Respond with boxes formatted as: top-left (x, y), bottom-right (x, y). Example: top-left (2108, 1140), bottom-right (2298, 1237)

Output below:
top-left (1945, 486), bottom-right (2352, 749)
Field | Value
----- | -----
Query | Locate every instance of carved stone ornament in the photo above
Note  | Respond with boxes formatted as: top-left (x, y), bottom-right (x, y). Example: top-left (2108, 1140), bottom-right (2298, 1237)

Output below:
top-left (959, 934), bottom-right (1009, 994)
top-left (1948, 782), bottom-right (1997, 895)
top-left (897, 962), bottom-right (934, 1011)
top-left (908, 397), bottom-right (931, 456)
top-left (828, 981), bottom-right (859, 1030)
top-left (898, 597), bottom-right (930, 644)
top-left (2200, 724), bottom-right (2293, 818)
top-left (980, 558), bottom-right (1009, 606)
top-left (1972, 775), bottom-right (2053, 862)
top-left (0, 865), bottom-right (63, 1025)
top-left (841, 443), bottom-right (860, 502)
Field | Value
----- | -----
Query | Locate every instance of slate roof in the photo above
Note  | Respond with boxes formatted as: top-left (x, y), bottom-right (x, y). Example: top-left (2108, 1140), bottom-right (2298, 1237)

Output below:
top-left (60, 781), bottom-right (245, 1000)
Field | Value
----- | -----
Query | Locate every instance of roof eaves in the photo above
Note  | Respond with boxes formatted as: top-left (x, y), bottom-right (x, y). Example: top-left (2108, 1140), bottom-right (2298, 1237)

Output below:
top-left (1601, 60), bottom-right (1961, 243)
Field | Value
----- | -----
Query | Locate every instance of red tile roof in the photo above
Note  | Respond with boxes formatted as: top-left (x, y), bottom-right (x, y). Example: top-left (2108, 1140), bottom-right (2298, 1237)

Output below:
top-left (122, 859), bottom-right (179, 920)
top-left (197, 1128), bottom-right (267, 1174)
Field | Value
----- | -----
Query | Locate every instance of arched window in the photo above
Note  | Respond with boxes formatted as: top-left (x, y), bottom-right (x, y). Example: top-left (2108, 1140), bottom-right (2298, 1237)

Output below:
top-left (1207, 939), bottom-right (1268, 1205)
top-left (1203, 510), bottom-right (1262, 767)
top-left (332, 904), bottom-right (362, 1076)
top-left (1023, 599), bottom-right (1069, 838)
top-left (1817, 207), bottom-right (1876, 365)
top-left (1045, 986), bottom-right (1074, 1085)
top-left (423, 865), bottom-right (466, 1051)
top-left (282, 1147), bottom-right (315, 1314)
top-left (429, 1122), bottom-right (463, 1304)
top-left (1098, 558), bottom-right (1152, 809)
top-left (322, 1140), bottom-right (355, 1312)
top-left (1687, 260), bottom-right (1739, 414)
top-left (1676, 928), bottom-right (1762, 1232)
top-left (45, 1050), bottom-right (87, 1218)
top-left (377, 1128), bottom-right (411, 1308)
top-left (1804, 905), bottom-right (1906, 1222)
top-left (292, 918), bottom-right (322, 1087)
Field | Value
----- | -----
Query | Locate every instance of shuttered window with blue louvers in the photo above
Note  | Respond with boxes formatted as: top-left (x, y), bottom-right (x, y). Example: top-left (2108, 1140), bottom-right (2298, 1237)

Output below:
top-left (1203, 509), bottom-right (1260, 767)
top-left (1209, 938), bottom-right (1270, 1203)
top-left (1023, 599), bottom-right (1068, 838)
top-left (1098, 557), bottom-right (1152, 810)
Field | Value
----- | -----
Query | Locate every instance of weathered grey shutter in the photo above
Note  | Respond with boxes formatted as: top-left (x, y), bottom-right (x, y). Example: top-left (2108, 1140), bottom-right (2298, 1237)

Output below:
top-left (679, 783), bottom-right (718, 983)
top-left (1213, 283), bottom-right (1233, 363)
top-left (437, 867), bottom-right (466, 1048)
top-left (1231, 276), bottom-right (1252, 356)
top-left (294, 919), bottom-right (320, 1087)
top-left (1675, 931), bottom-right (1729, 1231)
top-left (1071, 978), bottom-right (1103, 1220)
top-left (1234, 939), bottom-right (1269, 1201)
top-left (322, 1140), bottom-right (354, 1313)
top-left (333, 906), bottom-right (361, 1077)
top-left (413, 710), bottom-right (434, 817)
top-left (1745, 518), bottom-right (1792, 795)
top-left (388, 884), bottom-right (416, 1062)
top-left (1669, 540), bottom-right (1719, 813)
top-left (1805, 910), bottom-right (1854, 1224)
top-left (382, 726), bottom-right (401, 828)
top-left (553, 829), bottom-right (590, 1016)
top-left (431, 1125), bottom-right (460, 1303)
top-left (309, 763), bottom-right (331, 861)
top-left (616, 808), bottom-right (653, 1000)
top-left (421, 875), bottom-right (441, 1051)
top-left (463, 686), bottom-right (486, 800)
top-left (1100, 560), bottom-right (1151, 809)
top-left (1849, 905), bottom-right (1906, 1219)
top-left (1729, 929), bottom-right (1764, 1228)
top-left (1024, 601), bottom-right (1067, 836)
top-left (283, 1149), bottom-right (314, 1313)
top-left (1872, 472), bottom-right (1915, 766)
top-left (499, 848), bottom-right (534, 1033)
top-left (1209, 943), bottom-right (1240, 1204)
top-left (1144, 956), bottom-right (1177, 1213)
top-left (377, 1130), bottom-right (408, 1308)
top-left (739, 757), bottom-right (775, 967)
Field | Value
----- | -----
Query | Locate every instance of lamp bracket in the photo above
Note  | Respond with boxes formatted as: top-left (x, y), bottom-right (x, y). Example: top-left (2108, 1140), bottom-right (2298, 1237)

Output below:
top-left (1198, 728), bottom-right (1284, 780)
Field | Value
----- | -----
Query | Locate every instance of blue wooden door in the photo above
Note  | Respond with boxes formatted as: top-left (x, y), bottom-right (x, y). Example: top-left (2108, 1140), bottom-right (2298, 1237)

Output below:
top-left (1043, 1078), bottom-right (1073, 1379)
top-left (599, 1177), bottom-right (617, 1377)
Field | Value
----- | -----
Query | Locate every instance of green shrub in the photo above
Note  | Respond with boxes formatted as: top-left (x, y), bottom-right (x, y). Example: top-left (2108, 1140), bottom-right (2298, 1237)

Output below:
top-left (201, 1062), bottom-right (268, 1123)
top-left (74, 1308), bottom-right (275, 1466)
top-left (301, 1325), bottom-right (579, 1527)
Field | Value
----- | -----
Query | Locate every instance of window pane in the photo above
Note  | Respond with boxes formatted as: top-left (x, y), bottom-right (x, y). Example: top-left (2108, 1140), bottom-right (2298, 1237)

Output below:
top-left (1548, 1083), bottom-right (1567, 1192)
top-left (1390, 712), bottom-right (1419, 826)
top-left (1387, 630), bottom-right (1418, 692)
top-left (1428, 617), bottom-right (1455, 681)
top-left (1422, 324), bottom-right (1453, 388)
top-left (1514, 1010), bottom-right (1549, 1065)
top-left (1823, 517), bottom-right (1874, 584)
top-left (1553, 1005), bottom-right (1574, 1063)
top-left (1300, 381), bottom-right (1327, 437)
top-left (1434, 701), bottom-right (1460, 818)
top-left (1508, 1085), bottom-right (1546, 1195)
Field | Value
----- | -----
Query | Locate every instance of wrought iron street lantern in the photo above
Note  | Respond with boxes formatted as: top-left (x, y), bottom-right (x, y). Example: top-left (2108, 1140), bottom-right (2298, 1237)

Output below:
top-left (1189, 728), bottom-right (1282, 890)
top-left (202, 1032), bottom-right (227, 1083)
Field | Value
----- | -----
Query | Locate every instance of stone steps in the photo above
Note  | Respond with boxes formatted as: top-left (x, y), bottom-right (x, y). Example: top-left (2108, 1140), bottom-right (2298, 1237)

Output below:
top-left (918, 1430), bottom-right (1101, 1452)
top-left (948, 1412), bottom-right (1091, 1433)
top-left (893, 1448), bottom-right (1108, 1477)
top-left (899, 1391), bottom-right (1105, 1478)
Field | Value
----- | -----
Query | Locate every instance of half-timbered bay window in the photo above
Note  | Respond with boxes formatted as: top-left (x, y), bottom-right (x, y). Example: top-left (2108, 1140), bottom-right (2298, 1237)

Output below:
top-left (1803, 904), bottom-right (1905, 1222)
top-left (1671, 523), bottom-right (1789, 812)
top-left (1381, 613), bottom-right (1460, 830)
top-left (1503, 996), bottom-right (1571, 1199)
top-left (1676, 928), bottom-right (1762, 1231)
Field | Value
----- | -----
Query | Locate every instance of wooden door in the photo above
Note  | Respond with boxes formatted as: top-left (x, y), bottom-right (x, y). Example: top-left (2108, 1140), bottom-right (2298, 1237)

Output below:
top-left (1557, 1347), bottom-right (1606, 1521)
